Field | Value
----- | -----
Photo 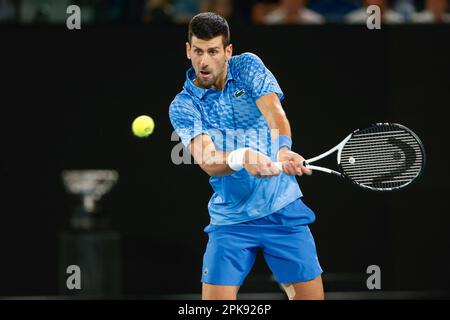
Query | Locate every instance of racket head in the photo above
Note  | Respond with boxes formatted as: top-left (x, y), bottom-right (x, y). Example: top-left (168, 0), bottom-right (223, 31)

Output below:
top-left (337, 123), bottom-right (425, 191)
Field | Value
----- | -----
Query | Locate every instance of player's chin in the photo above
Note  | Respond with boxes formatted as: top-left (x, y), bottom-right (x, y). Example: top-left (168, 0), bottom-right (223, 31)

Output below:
top-left (197, 77), bottom-right (214, 87)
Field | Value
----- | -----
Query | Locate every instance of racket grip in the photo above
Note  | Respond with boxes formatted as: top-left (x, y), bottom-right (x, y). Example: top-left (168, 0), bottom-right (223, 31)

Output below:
top-left (273, 161), bottom-right (308, 171)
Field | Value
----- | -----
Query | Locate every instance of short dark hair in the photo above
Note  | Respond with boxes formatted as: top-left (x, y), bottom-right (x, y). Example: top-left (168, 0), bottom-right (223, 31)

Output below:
top-left (188, 12), bottom-right (230, 48)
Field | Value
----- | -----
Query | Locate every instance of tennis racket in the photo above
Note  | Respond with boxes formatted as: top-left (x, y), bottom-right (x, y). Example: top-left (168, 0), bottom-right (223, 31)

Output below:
top-left (274, 123), bottom-right (425, 191)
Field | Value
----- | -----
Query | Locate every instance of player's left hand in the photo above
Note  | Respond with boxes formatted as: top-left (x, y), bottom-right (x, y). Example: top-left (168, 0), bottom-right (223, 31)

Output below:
top-left (277, 148), bottom-right (312, 176)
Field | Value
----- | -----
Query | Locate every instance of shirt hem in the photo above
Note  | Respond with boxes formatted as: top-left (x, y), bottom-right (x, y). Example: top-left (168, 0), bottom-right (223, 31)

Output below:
top-left (208, 195), bottom-right (302, 226)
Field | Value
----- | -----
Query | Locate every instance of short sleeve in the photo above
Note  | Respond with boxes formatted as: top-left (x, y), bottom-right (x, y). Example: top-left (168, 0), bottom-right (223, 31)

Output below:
top-left (235, 52), bottom-right (284, 101)
top-left (169, 96), bottom-right (208, 148)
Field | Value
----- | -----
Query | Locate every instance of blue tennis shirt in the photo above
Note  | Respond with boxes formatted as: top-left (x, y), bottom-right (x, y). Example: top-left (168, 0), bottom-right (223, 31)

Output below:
top-left (169, 52), bottom-right (303, 225)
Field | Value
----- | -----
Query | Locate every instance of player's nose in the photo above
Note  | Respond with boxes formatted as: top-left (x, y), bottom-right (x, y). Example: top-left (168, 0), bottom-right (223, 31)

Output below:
top-left (199, 56), bottom-right (210, 68)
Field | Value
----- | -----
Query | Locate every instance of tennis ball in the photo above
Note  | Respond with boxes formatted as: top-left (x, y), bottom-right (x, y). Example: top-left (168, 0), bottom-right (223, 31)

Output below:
top-left (132, 115), bottom-right (155, 138)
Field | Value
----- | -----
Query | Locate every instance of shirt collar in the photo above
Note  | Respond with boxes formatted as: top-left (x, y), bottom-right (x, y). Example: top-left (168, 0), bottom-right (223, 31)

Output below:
top-left (184, 63), bottom-right (234, 100)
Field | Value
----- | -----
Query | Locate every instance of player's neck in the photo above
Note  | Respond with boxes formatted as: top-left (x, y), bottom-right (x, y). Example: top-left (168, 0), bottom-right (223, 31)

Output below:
top-left (212, 64), bottom-right (228, 91)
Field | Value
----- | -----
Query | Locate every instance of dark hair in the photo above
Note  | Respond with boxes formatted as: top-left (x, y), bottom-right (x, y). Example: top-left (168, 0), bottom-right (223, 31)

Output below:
top-left (188, 12), bottom-right (230, 48)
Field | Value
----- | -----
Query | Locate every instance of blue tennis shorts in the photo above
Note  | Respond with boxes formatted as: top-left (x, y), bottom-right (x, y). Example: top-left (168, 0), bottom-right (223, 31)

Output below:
top-left (201, 198), bottom-right (323, 285)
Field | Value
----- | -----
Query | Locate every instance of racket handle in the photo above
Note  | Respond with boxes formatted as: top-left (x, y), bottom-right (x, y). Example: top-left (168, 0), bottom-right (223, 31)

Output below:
top-left (273, 161), bottom-right (309, 171)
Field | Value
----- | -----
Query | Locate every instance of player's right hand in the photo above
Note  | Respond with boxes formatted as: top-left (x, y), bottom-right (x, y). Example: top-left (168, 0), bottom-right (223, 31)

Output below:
top-left (243, 149), bottom-right (281, 178)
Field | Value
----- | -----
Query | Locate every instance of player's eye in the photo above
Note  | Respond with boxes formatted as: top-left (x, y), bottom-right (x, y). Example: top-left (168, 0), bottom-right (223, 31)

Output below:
top-left (194, 49), bottom-right (203, 55)
top-left (209, 50), bottom-right (218, 55)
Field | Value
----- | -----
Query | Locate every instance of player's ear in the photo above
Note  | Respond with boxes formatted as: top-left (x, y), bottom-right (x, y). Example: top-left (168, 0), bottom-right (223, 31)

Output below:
top-left (225, 43), bottom-right (233, 61)
top-left (186, 42), bottom-right (191, 60)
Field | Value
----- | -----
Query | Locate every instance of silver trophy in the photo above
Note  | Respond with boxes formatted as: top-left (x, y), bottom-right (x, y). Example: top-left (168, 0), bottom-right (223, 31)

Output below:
top-left (62, 170), bottom-right (119, 230)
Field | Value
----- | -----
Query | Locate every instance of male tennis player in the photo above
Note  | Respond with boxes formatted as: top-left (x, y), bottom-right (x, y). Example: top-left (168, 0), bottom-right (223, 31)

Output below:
top-left (169, 12), bottom-right (324, 300)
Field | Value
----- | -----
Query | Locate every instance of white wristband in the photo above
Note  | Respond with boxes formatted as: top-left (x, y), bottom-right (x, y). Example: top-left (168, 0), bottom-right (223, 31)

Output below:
top-left (227, 148), bottom-right (250, 171)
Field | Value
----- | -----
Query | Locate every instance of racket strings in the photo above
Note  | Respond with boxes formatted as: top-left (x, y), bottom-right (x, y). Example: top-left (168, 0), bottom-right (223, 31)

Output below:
top-left (340, 126), bottom-right (424, 190)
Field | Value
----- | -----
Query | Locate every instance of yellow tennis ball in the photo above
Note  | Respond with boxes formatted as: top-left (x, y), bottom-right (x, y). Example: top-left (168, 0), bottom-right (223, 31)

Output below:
top-left (132, 115), bottom-right (155, 138)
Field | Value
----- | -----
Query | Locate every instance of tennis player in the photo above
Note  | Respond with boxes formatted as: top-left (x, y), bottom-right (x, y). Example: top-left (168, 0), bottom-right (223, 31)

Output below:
top-left (169, 12), bottom-right (324, 300)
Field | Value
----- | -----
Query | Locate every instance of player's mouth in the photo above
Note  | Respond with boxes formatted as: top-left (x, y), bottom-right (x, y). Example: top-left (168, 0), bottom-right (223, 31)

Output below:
top-left (199, 70), bottom-right (211, 78)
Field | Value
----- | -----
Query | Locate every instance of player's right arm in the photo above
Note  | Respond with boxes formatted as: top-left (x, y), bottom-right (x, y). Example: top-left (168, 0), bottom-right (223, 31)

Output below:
top-left (189, 134), bottom-right (280, 178)
top-left (169, 96), bottom-right (279, 178)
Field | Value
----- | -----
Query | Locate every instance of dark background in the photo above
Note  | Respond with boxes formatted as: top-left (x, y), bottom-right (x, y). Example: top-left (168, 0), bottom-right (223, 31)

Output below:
top-left (1, 24), bottom-right (449, 297)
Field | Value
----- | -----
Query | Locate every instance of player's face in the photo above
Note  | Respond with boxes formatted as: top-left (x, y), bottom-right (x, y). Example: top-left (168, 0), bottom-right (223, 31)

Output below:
top-left (186, 36), bottom-right (232, 89)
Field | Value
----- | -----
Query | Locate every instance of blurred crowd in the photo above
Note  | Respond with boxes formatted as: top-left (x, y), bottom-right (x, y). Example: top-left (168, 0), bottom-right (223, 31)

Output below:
top-left (0, 0), bottom-right (449, 24)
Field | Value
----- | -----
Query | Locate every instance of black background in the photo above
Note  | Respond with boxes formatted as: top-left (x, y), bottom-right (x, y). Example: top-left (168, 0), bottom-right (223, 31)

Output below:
top-left (1, 24), bottom-right (449, 297)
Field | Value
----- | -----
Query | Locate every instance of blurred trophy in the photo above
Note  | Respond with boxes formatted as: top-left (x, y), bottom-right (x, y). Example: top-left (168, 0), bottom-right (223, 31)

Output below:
top-left (60, 170), bottom-right (121, 297)
top-left (62, 170), bottom-right (118, 231)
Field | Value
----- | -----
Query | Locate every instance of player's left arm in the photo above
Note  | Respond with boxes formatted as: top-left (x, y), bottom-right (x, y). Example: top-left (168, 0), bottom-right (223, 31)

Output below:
top-left (256, 92), bottom-right (311, 176)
